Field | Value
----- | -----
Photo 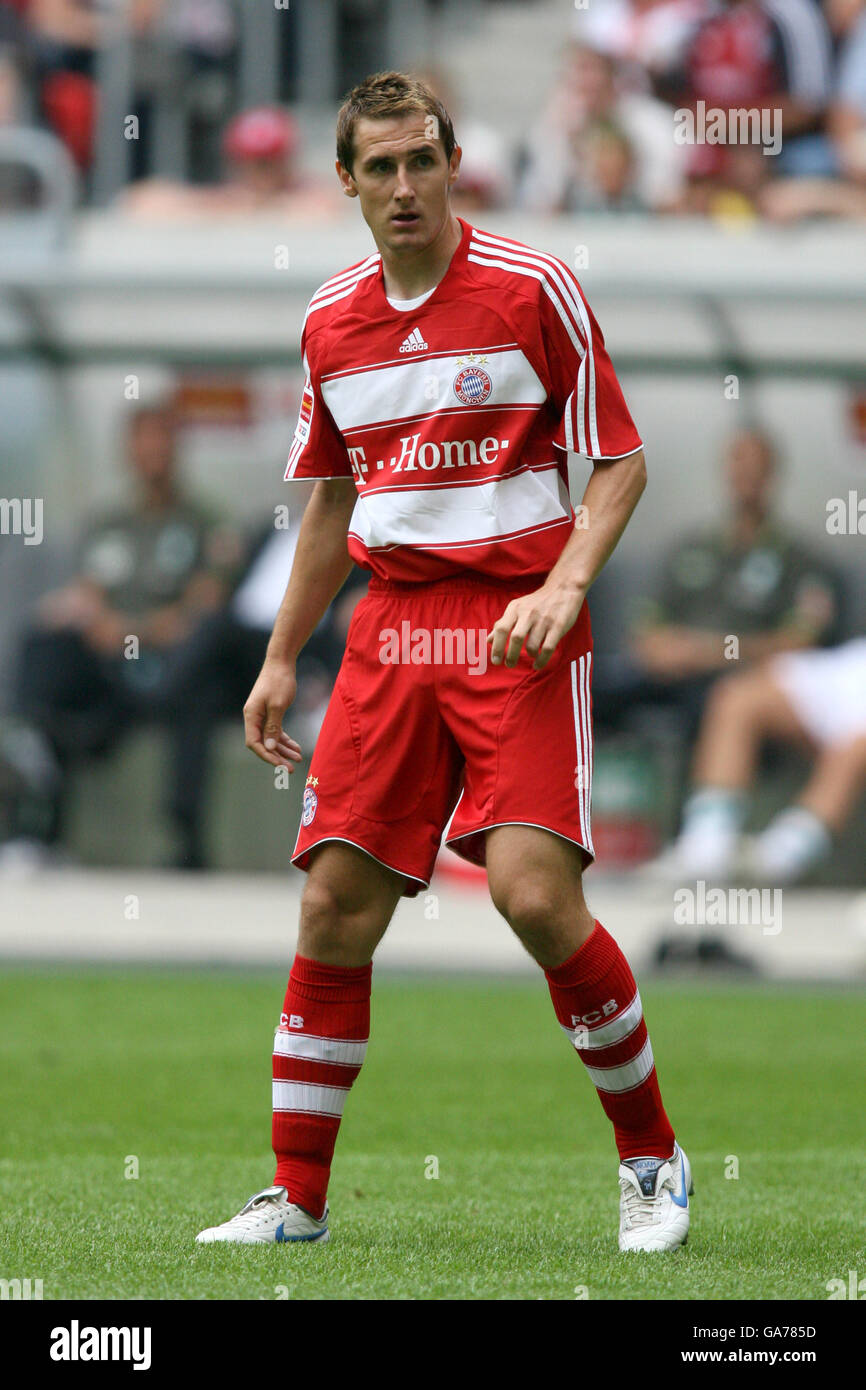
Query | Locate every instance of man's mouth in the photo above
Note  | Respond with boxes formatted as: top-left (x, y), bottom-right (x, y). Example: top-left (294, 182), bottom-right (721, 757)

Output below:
top-left (392, 211), bottom-right (420, 224)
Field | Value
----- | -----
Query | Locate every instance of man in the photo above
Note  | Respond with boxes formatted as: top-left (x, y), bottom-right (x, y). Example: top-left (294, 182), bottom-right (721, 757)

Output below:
top-left (0, 401), bottom-right (240, 870)
top-left (628, 427), bottom-right (840, 740)
top-left (196, 72), bottom-right (692, 1254)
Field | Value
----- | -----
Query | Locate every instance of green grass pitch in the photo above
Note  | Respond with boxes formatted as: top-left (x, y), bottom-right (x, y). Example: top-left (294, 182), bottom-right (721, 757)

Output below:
top-left (1, 969), bottom-right (863, 1300)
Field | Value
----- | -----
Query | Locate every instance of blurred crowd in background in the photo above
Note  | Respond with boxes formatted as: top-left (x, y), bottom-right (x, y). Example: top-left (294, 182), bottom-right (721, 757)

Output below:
top-left (1, 0), bottom-right (866, 221)
top-left (0, 0), bottom-right (864, 879)
top-left (2, 397), bottom-right (862, 883)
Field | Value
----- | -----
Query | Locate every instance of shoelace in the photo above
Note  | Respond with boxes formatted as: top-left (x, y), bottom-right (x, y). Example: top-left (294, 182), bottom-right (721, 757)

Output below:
top-left (226, 1193), bottom-right (288, 1231)
top-left (619, 1171), bottom-right (673, 1229)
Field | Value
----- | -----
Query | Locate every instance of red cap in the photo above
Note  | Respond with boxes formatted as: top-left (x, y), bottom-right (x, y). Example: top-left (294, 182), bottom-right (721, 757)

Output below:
top-left (223, 107), bottom-right (298, 162)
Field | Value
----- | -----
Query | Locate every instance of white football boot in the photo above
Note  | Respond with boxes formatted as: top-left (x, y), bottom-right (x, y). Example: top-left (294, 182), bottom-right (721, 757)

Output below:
top-left (618, 1142), bottom-right (693, 1252)
top-left (195, 1186), bottom-right (330, 1245)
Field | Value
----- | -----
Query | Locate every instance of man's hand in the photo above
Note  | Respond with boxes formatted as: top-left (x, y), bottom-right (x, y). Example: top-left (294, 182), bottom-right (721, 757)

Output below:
top-left (488, 580), bottom-right (587, 671)
top-left (243, 658), bottom-right (304, 770)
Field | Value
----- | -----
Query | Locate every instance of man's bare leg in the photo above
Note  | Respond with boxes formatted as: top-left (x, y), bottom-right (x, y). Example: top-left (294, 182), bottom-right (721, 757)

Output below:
top-left (197, 843), bottom-right (404, 1243)
top-left (486, 825), bottom-right (677, 1157)
top-left (485, 824), bottom-right (689, 1250)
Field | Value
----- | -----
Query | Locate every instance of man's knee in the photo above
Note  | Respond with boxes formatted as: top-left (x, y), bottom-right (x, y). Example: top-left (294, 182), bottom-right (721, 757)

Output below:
top-left (298, 848), bottom-right (400, 960)
top-left (489, 872), bottom-right (582, 949)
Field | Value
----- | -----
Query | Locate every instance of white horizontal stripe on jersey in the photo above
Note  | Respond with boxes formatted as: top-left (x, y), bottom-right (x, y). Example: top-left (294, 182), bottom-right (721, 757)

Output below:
top-left (560, 991), bottom-right (642, 1052)
top-left (348, 464), bottom-right (570, 552)
top-left (321, 347), bottom-right (545, 433)
top-left (272, 1080), bottom-right (349, 1117)
top-left (584, 1038), bottom-right (655, 1095)
top-left (273, 1032), bottom-right (368, 1067)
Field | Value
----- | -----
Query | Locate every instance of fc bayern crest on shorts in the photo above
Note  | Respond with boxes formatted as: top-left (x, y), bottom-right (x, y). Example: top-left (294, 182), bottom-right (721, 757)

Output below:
top-left (453, 358), bottom-right (492, 405)
top-left (302, 778), bottom-right (318, 826)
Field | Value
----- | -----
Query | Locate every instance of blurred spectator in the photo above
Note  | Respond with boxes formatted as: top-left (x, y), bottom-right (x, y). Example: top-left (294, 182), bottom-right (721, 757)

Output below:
top-left (570, 117), bottom-right (644, 212)
top-left (0, 400), bottom-right (244, 871)
top-left (24, 0), bottom-right (236, 178)
top-left (651, 635), bottom-right (866, 882)
top-left (0, 39), bottom-right (43, 208)
top-left (829, 1), bottom-right (866, 179)
top-left (520, 41), bottom-right (687, 213)
top-left (601, 427), bottom-right (843, 743)
top-left (696, 0), bottom-right (866, 220)
top-left (575, 0), bottom-right (712, 103)
top-left (180, 505), bottom-right (369, 768)
top-left (119, 104), bottom-right (345, 218)
top-left (678, 0), bottom-right (836, 216)
top-left (25, 0), bottom-right (128, 172)
top-left (0, 41), bottom-right (25, 123)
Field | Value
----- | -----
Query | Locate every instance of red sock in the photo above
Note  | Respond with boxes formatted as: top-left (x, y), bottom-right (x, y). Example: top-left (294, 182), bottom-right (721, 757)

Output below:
top-left (545, 921), bottom-right (675, 1160)
top-left (272, 953), bottom-right (372, 1219)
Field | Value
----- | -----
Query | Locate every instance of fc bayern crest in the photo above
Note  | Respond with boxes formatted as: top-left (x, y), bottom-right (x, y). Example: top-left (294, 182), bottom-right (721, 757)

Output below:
top-left (302, 786), bottom-right (318, 826)
top-left (453, 364), bottom-right (492, 405)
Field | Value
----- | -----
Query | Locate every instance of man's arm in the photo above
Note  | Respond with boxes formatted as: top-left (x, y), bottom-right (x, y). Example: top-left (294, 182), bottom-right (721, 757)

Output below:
top-left (488, 449), bottom-right (647, 670)
top-left (243, 477), bottom-right (357, 768)
top-left (633, 622), bottom-right (819, 681)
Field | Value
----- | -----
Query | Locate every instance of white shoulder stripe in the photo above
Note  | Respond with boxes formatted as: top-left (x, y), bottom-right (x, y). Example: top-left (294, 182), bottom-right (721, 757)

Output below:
top-left (469, 228), bottom-right (592, 341)
top-left (469, 235), bottom-right (588, 354)
top-left (305, 262), bottom-right (381, 324)
top-left (308, 253), bottom-right (381, 305)
top-left (469, 238), bottom-right (599, 457)
top-left (468, 252), bottom-right (584, 357)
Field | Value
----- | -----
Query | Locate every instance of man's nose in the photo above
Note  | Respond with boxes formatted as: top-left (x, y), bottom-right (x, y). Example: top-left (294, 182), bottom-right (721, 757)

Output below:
top-left (394, 166), bottom-right (414, 199)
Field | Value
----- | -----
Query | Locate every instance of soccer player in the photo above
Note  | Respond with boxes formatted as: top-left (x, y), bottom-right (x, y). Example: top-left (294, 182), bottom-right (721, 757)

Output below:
top-left (196, 72), bottom-right (692, 1253)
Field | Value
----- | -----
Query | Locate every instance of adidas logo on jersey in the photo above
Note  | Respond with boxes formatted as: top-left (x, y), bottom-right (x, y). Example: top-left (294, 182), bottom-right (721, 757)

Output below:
top-left (399, 327), bottom-right (428, 353)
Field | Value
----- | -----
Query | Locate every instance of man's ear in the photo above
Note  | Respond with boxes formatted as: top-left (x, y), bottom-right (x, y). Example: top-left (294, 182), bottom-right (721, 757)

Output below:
top-left (336, 160), bottom-right (359, 198)
top-left (447, 145), bottom-right (462, 187)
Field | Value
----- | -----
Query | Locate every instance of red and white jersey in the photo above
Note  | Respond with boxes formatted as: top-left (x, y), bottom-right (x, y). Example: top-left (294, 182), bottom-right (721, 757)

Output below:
top-left (285, 218), bottom-right (642, 583)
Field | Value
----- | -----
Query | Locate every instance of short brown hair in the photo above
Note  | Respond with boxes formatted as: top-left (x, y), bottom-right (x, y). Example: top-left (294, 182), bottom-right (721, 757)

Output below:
top-left (336, 70), bottom-right (456, 176)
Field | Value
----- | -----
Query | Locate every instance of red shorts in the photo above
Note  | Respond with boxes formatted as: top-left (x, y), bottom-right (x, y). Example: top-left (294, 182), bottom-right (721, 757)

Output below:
top-left (292, 572), bottom-right (595, 896)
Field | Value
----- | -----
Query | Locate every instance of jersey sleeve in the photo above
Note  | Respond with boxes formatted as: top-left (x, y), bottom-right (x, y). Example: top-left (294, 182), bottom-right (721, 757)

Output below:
top-left (284, 342), bottom-right (353, 482)
top-left (539, 266), bottom-right (643, 461)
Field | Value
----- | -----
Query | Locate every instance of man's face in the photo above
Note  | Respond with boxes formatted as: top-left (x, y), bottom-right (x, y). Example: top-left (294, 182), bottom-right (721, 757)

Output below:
top-left (130, 414), bottom-right (176, 488)
top-left (566, 46), bottom-right (615, 118)
top-left (725, 432), bottom-right (776, 513)
top-left (337, 113), bottom-right (461, 254)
